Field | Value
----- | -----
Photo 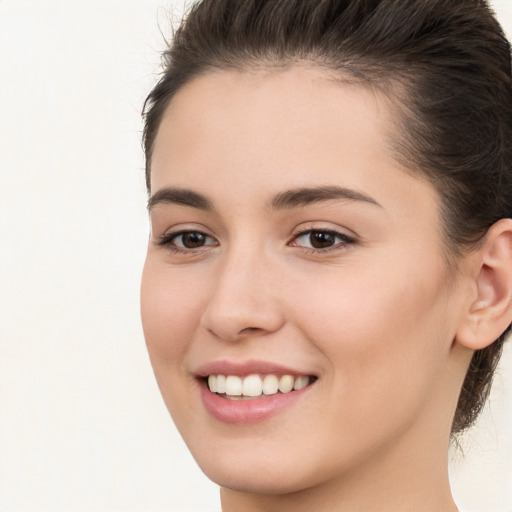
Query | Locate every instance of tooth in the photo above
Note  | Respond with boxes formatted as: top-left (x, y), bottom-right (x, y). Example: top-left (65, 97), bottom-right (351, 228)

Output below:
top-left (216, 374), bottom-right (226, 393)
top-left (208, 375), bottom-right (217, 393)
top-left (243, 374), bottom-right (263, 397)
top-left (262, 374), bottom-right (279, 395)
top-left (278, 375), bottom-right (294, 393)
top-left (225, 375), bottom-right (243, 396)
top-left (294, 376), bottom-right (309, 390)
top-left (213, 373), bottom-right (310, 396)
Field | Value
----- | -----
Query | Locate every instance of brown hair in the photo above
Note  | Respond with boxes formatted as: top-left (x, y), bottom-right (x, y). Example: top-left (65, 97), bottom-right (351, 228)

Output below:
top-left (142, 0), bottom-right (512, 434)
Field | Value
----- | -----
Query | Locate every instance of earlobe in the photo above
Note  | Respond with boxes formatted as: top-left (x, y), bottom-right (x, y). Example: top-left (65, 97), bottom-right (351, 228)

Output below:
top-left (456, 218), bottom-right (512, 350)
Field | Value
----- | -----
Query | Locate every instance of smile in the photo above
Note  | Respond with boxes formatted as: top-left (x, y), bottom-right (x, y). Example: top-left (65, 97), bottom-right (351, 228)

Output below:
top-left (207, 374), bottom-right (315, 399)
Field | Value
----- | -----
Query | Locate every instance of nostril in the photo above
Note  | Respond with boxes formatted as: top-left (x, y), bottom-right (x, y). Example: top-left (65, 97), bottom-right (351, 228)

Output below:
top-left (242, 327), bottom-right (263, 333)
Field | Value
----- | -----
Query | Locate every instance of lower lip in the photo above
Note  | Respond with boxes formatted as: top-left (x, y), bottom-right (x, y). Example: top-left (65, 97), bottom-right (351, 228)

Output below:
top-left (199, 381), bottom-right (313, 424)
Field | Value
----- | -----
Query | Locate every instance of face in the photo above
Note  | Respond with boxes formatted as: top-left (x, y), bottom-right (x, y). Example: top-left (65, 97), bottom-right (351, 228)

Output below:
top-left (141, 67), bottom-right (468, 494)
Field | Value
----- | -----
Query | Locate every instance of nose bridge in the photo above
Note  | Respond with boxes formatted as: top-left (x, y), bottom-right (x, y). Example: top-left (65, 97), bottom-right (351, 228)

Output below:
top-left (200, 238), bottom-right (284, 341)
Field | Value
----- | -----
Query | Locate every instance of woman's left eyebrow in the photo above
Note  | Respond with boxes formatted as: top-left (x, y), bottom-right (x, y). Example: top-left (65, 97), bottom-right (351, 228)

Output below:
top-left (269, 185), bottom-right (382, 209)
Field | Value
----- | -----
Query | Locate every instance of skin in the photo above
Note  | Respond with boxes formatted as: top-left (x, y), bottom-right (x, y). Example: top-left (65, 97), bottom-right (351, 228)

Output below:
top-left (141, 66), bottom-right (512, 511)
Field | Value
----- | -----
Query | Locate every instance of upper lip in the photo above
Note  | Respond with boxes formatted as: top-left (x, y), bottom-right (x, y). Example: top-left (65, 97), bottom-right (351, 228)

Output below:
top-left (195, 359), bottom-right (316, 378)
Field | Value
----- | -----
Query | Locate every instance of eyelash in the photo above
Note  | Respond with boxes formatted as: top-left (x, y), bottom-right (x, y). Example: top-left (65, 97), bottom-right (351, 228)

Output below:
top-left (156, 230), bottom-right (218, 254)
top-left (156, 228), bottom-right (356, 254)
top-left (289, 228), bottom-right (356, 254)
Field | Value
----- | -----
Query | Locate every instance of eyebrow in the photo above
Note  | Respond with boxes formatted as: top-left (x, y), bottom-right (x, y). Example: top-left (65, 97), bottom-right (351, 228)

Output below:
top-left (148, 187), bottom-right (214, 211)
top-left (269, 185), bottom-right (382, 209)
top-left (147, 184), bottom-right (381, 212)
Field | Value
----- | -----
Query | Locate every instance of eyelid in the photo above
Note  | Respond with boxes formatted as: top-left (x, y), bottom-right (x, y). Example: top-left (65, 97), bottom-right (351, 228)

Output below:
top-left (152, 221), bottom-right (215, 241)
top-left (155, 227), bottom-right (219, 253)
top-left (288, 226), bottom-right (357, 253)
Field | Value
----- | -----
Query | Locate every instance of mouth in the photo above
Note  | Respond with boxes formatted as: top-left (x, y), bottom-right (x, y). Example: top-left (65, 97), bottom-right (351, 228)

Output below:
top-left (205, 373), bottom-right (318, 400)
top-left (195, 360), bottom-right (318, 423)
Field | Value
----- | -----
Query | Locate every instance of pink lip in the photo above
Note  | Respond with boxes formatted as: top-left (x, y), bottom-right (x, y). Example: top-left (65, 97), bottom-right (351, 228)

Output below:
top-left (194, 359), bottom-right (316, 425)
top-left (199, 382), bottom-right (313, 424)
top-left (195, 359), bottom-right (313, 378)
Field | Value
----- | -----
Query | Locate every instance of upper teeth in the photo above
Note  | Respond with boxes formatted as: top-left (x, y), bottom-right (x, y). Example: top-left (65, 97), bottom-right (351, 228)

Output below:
top-left (207, 374), bottom-right (311, 397)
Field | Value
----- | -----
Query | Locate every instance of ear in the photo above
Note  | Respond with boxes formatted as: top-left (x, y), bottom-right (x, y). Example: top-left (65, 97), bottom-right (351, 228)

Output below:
top-left (456, 218), bottom-right (512, 350)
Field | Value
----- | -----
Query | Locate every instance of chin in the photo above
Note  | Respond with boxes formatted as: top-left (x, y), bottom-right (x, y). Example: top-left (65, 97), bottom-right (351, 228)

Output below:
top-left (202, 461), bottom-right (316, 495)
top-left (185, 432), bottom-right (351, 498)
top-left (180, 432), bottom-right (315, 494)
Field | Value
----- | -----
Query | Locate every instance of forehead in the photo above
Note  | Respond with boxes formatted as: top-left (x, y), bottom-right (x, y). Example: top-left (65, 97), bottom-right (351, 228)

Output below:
top-left (154, 66), bottom-right (388, 143)
top-left (154, 67), bottom-right (392, 180)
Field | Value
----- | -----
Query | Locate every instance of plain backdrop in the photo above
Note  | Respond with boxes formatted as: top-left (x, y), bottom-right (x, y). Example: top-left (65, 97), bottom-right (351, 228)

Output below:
top-left (0, 1), bottom-right (511, 511)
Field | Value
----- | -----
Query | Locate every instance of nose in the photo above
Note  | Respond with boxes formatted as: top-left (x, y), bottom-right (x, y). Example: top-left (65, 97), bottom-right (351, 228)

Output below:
top-left (200, 246), bottom-right (286, 342)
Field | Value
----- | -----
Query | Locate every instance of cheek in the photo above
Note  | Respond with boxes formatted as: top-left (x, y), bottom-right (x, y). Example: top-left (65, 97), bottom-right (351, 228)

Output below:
top-left (140, 257), bottom-right (215, 432)
top-left (140, 258), bottom-right (204, 371)
top-left (291, 258), bottom-right (452, 426)
top-left (294, 256), bottom-right (448, 347)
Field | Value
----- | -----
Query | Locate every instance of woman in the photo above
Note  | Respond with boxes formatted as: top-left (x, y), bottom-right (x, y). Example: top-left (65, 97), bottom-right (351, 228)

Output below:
top-left (140, 1), bottom-right (512, 510)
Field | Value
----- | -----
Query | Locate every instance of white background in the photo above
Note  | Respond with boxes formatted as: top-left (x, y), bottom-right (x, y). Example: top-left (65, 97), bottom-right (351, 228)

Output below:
top-left (0, 1), bottom-right (511, 511)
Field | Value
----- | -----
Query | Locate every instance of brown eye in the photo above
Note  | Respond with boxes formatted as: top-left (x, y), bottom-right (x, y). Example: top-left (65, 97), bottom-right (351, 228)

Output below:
top-left (292, 229), bottom-right (355, 251)
top-left (177, 232), bottom-right (208, 248)
top-left (309, 231), bottom-right (337, 249)
top-left (158, 230), bottom-right (218, 251)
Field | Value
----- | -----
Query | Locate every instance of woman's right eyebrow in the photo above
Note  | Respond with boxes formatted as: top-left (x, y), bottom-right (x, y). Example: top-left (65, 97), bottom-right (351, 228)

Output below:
top-left (147, 187), bottom-right (214, 212)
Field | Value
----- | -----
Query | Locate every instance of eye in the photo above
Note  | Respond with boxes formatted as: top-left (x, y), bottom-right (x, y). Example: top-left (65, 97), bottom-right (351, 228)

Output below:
top-left (157, 230), bottom-right (218, 252)
top-left (291, 229), bottom-right (355, 251)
